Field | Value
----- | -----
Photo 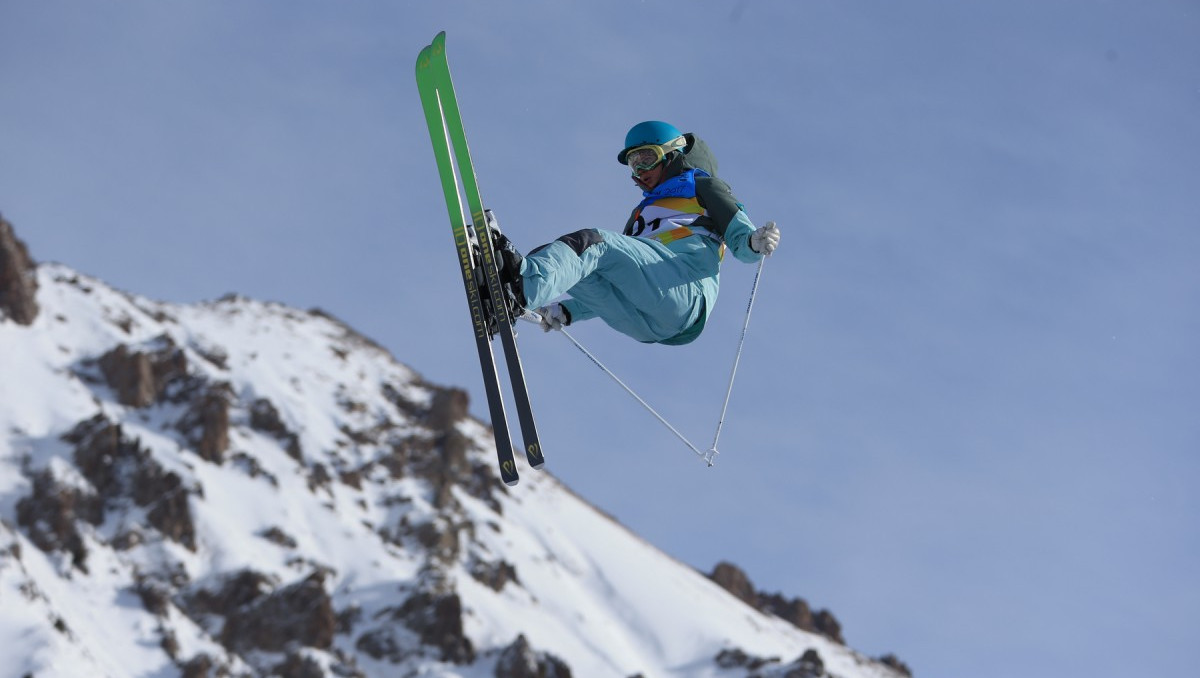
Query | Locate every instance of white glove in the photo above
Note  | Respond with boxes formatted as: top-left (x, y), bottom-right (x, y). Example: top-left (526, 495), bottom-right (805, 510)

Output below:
top-left (750, 221), bottom-right (780, 255)
top-left (536, 303), bottom-right (570, 332)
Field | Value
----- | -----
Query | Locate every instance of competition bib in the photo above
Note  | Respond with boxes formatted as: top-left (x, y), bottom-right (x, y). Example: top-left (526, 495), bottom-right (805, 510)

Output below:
top-left (627, 169), bottom-right (722, 246)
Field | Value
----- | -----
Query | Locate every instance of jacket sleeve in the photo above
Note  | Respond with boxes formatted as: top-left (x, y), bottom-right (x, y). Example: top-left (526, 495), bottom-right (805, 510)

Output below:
top-left (561, 297), bottom-right (596, 324)
top-left (722, 210), bottom-right (764, 263)
top-left (696, 177), bottom-right (763, 264)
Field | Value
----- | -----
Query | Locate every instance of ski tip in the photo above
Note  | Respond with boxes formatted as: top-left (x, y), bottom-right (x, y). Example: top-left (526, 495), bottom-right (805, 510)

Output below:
top-left (503, 476), bottom-right (519, 487)
top-left (431, 32), bottom-right (446, 61)
top-left (415, 45), bottom-right (429, 74)
top-left (415, 32), bottom-right (447, 75)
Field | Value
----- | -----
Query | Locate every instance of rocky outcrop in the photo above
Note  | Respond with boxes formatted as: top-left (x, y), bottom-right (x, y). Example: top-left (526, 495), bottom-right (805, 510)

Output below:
top-left (176, 383), bottom-right (232, 464)
top-left (354, 587), bottom-right (475, 666)
top-left (426, 387), bottom-right (469, 431)
top-left (249, 397), bottom-right (302, 460)
top-left (180, 653), bottom-right (222, 678)
top-left (416, 386), bottom-right (503, 512)
top-left (715, 647), bottom-right (828, 678)
top-left (709, 562), bottom-right (844, 644)
top-left (0, 213), bottom-right (39, 325)
top-left (184, 569), bottom-right (274, 618)
top-left (15, 468), bottom-right (103, 572)
top-left (397, 590), bottom-right (475, 664)
top-left (495, 634), bottom-right (573, 678)
top-left (222, 571), bottom-right (336, 653)
top-left (98, 337), bottom-right (189, 407)
top-left (272, 652), bottom-right (332, 678)
top-left (470, 556), bottom-right (519, 592)
top-left (66, 414), bottom-right (198, 551)
top-left (137, 464), bottom-right (196, 550)
top-left (183, 569), bottom-right (335, 655)
top-left (760, 591), bottom-right (844, 646)
top-left (69, 414), bottom-right (136, 498)
top-left (94, 337), bottom-right (230, 464)
top-left (16, 413), bottom-right (203, 569)
top-left (715, 647), bottom-right (783, 672)
top-left (879, 654), bottom-right (913, 677)
top-left (710, 560), bottom-right (757, 603)
top-left (708, 562), bottom-right (913, 674)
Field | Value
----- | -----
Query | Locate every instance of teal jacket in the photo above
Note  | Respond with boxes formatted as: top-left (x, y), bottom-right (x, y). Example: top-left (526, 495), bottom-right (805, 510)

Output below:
top-left (617, 134), bottom-right (763, 344)
top-left (522, 134), bottom-right (762, 345)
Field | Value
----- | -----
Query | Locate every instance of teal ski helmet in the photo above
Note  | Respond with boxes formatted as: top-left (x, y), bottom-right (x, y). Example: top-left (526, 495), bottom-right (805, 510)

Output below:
top-left (617, 120), bottom-right (685, 164)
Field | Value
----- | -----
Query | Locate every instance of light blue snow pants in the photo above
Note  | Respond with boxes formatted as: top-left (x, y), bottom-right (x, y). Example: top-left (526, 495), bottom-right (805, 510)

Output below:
top-left (520, 229), bottom-right (719, 344)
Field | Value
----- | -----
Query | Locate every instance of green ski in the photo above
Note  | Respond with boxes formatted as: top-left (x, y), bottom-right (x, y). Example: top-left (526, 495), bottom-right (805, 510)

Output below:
top-left (415, 31), bottom-right (544, 486)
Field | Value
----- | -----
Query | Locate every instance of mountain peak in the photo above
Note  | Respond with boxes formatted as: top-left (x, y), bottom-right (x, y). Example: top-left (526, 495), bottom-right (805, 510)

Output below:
top-left (0, 215), bottom-right (909, 677)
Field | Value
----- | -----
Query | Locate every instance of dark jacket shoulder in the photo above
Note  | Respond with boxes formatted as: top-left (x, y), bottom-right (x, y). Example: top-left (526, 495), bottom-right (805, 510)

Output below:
top-left (624, 133), bottom-right (743, 237)
top-left (679, 133), bottom-right (718, 177)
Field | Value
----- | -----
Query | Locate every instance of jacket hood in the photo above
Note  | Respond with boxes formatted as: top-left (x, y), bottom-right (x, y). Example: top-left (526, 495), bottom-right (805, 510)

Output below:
top-left (663, 133), bottom-right (719, 178)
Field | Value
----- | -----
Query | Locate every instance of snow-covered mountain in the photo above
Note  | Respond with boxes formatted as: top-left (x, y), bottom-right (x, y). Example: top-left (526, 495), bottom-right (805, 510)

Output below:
top-left (0, 216), bottom-right (910, 678)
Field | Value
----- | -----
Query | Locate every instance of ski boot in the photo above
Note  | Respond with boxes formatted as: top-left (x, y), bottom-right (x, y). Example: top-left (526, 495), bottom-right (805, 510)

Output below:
top-left (470, 209), bottom-right (526, 334)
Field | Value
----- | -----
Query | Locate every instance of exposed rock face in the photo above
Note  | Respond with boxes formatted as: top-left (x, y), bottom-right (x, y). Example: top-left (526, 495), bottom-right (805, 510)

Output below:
top-left (761, 592), bottom-right (844, 646)
top-left (69, 414), bottom-right (132, 498)
top-left (16, 413), bottom-right (203, 570)
top-left (182, 569), bottom-right (336, 655)
top-left (98, 338), bottom-right (189, 407)
top-left (708, 563), bottom-right (907, 674)
top-left (426, 387), bottom-right (469, 431)
top-left (353, 584), bottom-right (477, 667)
top-left (710, 560), bottom-right (757, 604)
top-left (15, 468), bottom-right (103, 572)
top-left (397, 590), bottom-right (475, 664)
top-left (495, 634), bottom-right (542, 677)
top-left (137, 465), bottom-right (196, 550)
top-left (272, 652), bottom-right (330, 678)
top-left (709, 562), bottom-right (845, 644)
top-left (0, 213), bottom-right (39, 325)
top-left (470, 557), bottom-right (519, 592)
top-left (222, 571), bottom-right (336, 653)
top-left (250, 397), bottom-right (302, 460)
top-left (495, 634), bottom-right (573, 678)
top-left (715, 646), bottom-right (829, 678)
top-left (791, 648), bottom-right (828, 678)
top-left (66, 414), bottom-right (198, 551)
top-left (185, 569), bottom-right (275, 619)
top-left (94, 337), bottom-right (231, 465)
top-left (879, 654), bottom-right (913, 677)
top-left (178, 384), bottom-right (231, 464)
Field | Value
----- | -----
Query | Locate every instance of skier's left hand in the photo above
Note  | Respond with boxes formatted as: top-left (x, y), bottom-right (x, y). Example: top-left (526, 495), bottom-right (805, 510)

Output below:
top-left (536, 304), bottom-right (570, 332)
top-left (750, 221), bottom-right (780, 255)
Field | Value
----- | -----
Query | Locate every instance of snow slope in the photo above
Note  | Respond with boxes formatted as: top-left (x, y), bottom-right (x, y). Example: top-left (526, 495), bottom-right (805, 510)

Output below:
top-left (0, 263), bottom-right (904, 678)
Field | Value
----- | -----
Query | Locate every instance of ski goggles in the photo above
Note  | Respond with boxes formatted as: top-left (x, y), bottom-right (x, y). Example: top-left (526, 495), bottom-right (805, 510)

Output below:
top-left (625, 136), bottom-right (687, 175)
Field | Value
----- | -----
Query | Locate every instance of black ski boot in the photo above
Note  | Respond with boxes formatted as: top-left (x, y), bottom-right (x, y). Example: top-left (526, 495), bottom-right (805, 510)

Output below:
top-left (472, 210), bottom-right (526, 331)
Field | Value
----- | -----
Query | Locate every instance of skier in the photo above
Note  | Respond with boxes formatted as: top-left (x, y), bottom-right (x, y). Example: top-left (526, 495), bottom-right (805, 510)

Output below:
top-left (493, 121), bottom-right (780, 345)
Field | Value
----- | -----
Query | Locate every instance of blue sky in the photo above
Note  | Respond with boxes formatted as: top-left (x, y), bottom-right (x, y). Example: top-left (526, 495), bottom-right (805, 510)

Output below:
top-left (3, 1), bottom-right (1198, 676)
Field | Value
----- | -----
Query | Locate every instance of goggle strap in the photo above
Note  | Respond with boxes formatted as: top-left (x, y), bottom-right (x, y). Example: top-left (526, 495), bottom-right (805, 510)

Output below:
top-left (660, 135), bottom-right (687, 154)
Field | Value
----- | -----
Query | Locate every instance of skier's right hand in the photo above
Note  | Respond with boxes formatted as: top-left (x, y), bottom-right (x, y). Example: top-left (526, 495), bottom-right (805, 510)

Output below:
top-left (536, 304), bottom-right (570, 332)
top-left (750, 221), bottom-right (780, 255)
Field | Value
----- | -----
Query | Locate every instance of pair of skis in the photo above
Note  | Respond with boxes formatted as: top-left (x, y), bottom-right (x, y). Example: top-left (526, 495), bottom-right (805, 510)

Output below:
top-left (415, 32), bottom-right (543, 486)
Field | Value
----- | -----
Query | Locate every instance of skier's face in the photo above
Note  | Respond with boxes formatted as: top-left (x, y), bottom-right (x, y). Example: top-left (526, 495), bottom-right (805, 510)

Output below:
top-left (632, 162), bottom-right (668, 191)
